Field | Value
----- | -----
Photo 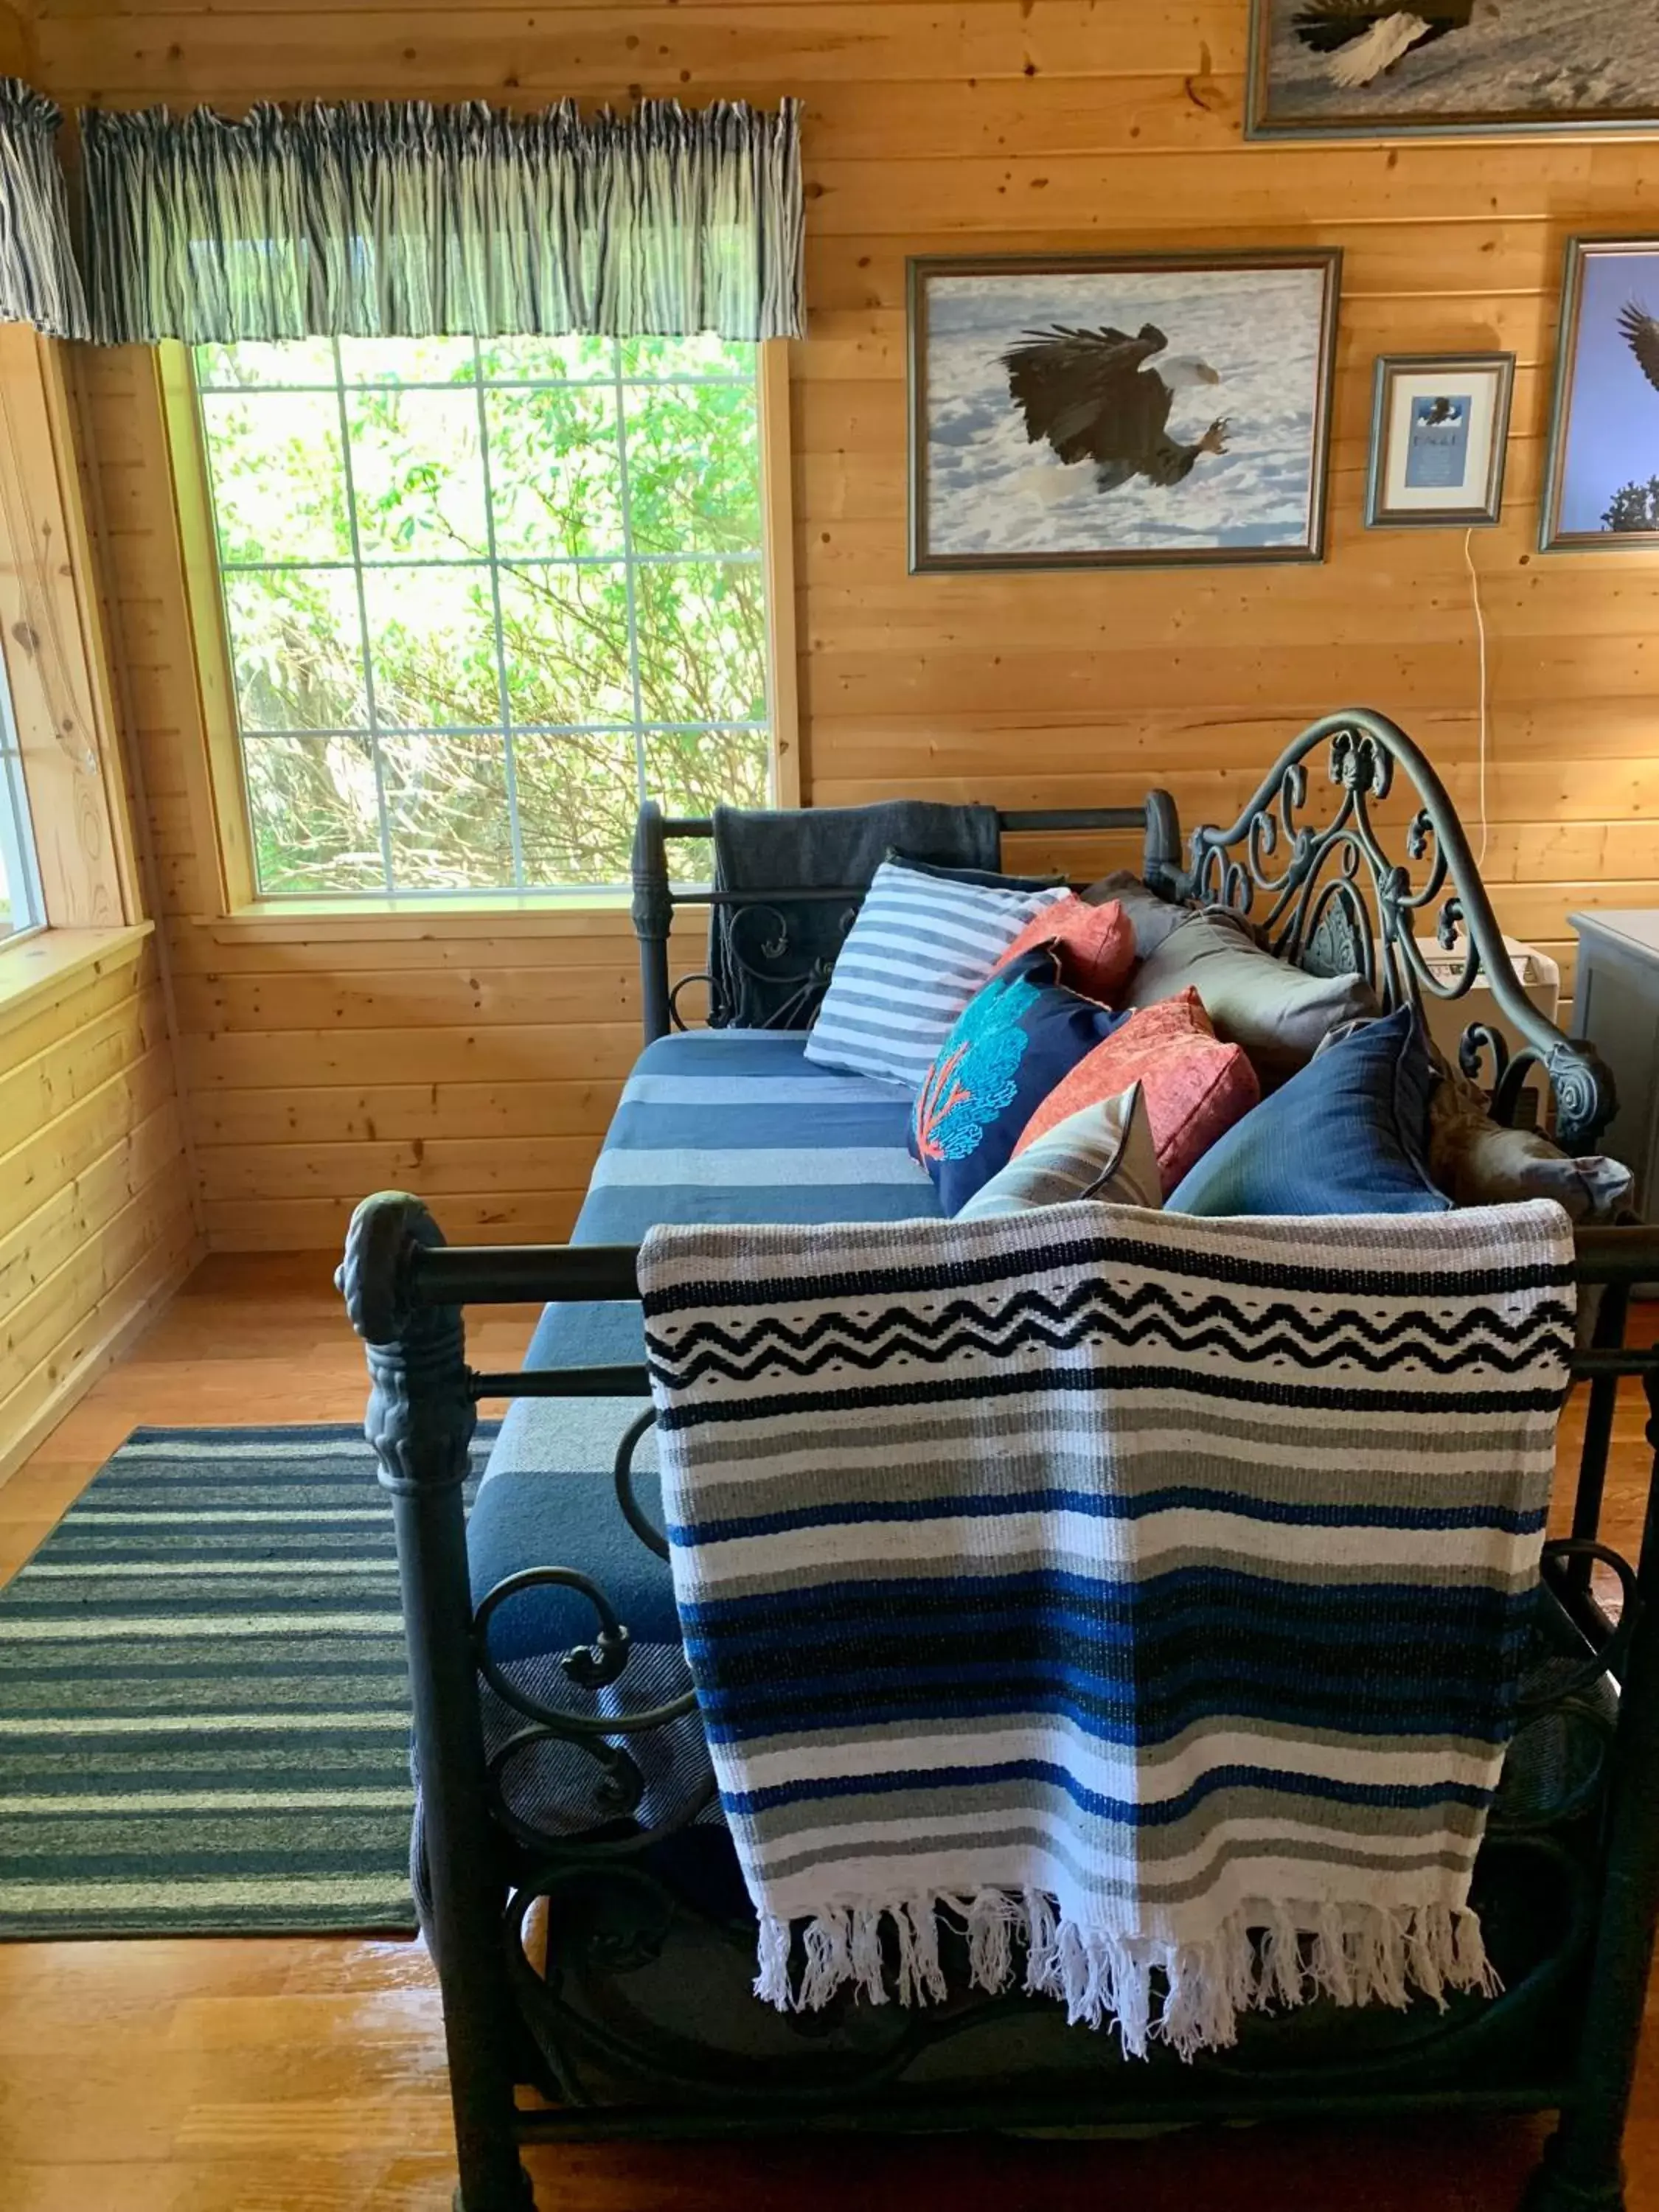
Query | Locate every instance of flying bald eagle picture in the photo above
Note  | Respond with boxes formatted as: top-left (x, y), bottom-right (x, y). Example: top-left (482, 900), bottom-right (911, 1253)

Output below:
top-left (1000, 324), bottom-right (1231, 494)
top-left (909, 252), bottom-right (1340, 572)
top-left (1250, 0), bottom-right (1659, 138)
top-left (1543, 241), bottom-right (1659, 550)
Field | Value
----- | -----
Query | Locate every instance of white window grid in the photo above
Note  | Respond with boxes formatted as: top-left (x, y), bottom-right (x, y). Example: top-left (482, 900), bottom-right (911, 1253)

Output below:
top-left (194, 335), bottom-right (769, 898)
top-left (0, 656), bottom-right (42, 941)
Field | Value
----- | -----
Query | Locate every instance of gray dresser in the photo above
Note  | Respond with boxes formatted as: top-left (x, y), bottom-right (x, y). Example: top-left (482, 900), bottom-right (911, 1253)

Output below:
top-left (1571, 910), bottom-right (1659, 1213)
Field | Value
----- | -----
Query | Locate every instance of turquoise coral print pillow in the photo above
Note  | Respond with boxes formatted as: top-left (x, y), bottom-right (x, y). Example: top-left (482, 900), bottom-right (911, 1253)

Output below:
top-left (909, 946), bottom-right (1127, 1216)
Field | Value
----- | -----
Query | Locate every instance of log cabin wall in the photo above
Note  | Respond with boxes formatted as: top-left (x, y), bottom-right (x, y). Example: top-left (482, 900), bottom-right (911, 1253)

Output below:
top-left (0, 939), bottom-right (198, 1478)
top-left (35, 0), bottom-right (1659, 1253)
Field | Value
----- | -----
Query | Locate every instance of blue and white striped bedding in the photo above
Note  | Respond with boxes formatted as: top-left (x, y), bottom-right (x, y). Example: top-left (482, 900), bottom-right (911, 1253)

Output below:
top-left (490, 1028), bottom-right (936, 1837)
top-left (521, 1029), bottom-right (935, 1373)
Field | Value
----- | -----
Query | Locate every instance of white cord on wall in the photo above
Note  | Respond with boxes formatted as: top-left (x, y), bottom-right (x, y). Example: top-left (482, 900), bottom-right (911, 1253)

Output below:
top-left (1463, 525), bottom-right (1490, 869)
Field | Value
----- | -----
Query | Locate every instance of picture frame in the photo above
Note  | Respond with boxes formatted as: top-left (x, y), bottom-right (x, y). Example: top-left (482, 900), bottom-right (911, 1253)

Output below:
top-left (1365, 353), bottom-right (1514, 530)
top-left (1246, 0), bottom-right (1659, 142)
top-left (1542, 237), bottom-right (1659, 554)
top-left (907, 249), bottom-right (1341, 574)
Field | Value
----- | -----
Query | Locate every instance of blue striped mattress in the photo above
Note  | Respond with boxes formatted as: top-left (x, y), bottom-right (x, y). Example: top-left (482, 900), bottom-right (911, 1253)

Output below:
top-left (476, 1029), bottom-right (935, 1857)
top-left (521, 1029), bottom-right (934, 1371)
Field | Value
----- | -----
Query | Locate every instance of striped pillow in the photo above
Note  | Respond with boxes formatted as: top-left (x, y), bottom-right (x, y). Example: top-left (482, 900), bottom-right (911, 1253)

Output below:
top-left (804, 859), bottom-right (1068, 1089)
top-left (956, 1083), bottom-right (1161, 1220)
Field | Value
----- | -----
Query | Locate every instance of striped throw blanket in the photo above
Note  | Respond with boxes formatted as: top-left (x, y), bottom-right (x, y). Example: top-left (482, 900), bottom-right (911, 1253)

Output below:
top-left (638, 1199), bottom-right (1576, 2056)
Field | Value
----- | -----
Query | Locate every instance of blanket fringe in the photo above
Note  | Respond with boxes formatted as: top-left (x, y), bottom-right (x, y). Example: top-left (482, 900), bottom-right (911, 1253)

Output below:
top-left (754, 1893), bottom-right (1499, 2060)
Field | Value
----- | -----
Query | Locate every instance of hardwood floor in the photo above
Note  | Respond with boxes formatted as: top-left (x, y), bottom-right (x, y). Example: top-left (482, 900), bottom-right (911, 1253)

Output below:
top-left (1, 1254), bottom-right (1657, 2212)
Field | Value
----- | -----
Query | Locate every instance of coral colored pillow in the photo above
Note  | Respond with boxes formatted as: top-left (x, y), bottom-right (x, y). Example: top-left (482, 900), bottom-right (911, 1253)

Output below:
top-left (992, 895), bottom-right (1135, 1006)
top-left (1015, 987), bottom-right (1259, 1196)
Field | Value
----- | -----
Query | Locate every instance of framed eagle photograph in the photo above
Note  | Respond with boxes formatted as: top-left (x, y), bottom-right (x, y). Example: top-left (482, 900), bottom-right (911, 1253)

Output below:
top-left (1542, 238), bottom-right (1659, 554)
top-left (906, 250), bottom-right (1342, 574)
top-left (1247, 0), bottom-right (1659, 141)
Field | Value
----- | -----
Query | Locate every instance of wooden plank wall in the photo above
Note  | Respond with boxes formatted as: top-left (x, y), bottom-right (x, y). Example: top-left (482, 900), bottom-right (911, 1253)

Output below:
top-left (0, 940), bottom-right (198, 1477)
top-left (38, 0), bottom-right (1659, 1253)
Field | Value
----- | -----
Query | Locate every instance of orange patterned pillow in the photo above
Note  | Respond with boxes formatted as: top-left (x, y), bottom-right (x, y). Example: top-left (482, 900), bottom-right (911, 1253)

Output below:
top-left (1014, 987), bottom-right (1259, 1196)
top-left (991, 895), bottom-right (1135, 1007)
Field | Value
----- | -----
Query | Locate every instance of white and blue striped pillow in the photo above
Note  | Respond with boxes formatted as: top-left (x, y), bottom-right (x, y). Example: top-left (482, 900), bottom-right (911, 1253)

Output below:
top-left (804, 859), bottom-right (1068, 1089)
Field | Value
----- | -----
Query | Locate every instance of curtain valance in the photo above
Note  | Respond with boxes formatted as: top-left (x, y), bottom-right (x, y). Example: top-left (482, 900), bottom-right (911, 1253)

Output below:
top-left (0, 80), bottom-right (88, 340)
top-left (81, 97), bottom-right (804, 347)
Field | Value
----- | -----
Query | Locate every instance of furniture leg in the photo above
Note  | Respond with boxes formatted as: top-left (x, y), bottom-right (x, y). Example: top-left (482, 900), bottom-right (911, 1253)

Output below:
top-left (1524, 1371), bottom-right (1659, 2212)
top-left (341, 1194), bottom-right (535, 2212)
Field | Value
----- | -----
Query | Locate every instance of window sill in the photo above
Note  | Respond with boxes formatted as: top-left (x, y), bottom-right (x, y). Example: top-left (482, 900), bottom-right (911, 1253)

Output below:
top-left (0, 922), bottom-right (154, 1036)
top-left (195, 892), bottom-right (636, 945)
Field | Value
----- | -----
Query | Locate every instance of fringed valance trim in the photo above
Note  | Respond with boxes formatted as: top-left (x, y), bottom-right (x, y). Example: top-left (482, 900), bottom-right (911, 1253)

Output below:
top-left (81, 96), bottom-right (805, 347)
top-left (0, 80), bottom-right (88, 341)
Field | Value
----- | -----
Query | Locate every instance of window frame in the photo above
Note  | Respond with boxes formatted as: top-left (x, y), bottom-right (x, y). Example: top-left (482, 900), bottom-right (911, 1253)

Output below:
top-left (0, 667), bottom-right (44, 943)
top-left (161, 335), bottom-right (799, 919)
top-left (0, 327), bottom-right (140, 944)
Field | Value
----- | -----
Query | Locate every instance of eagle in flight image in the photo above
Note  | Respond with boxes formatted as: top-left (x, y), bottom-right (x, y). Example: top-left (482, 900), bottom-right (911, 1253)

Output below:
top-left (1620, 300), bottom-right (1659, 394)
top-left (1292, 1), bottom-right (1480, 89)
top-left (1001, 323), bottom-right (1230, 495)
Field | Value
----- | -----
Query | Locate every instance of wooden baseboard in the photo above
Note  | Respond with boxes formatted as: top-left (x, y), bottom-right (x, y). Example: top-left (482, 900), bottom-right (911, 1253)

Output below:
top-left (0, 1236), bottom-right (205, 1484)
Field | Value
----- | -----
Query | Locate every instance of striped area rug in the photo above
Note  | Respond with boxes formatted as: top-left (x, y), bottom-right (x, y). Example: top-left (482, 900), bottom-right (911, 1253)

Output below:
top-left (0, 1423), bottom-right (491, 1940)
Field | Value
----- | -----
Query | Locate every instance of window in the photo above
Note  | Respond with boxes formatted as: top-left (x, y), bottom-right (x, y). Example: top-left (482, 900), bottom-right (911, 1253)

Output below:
top-left (0, 657), bottom-right (43, 942)
top-left (193, 334), bottom-right (776, 897)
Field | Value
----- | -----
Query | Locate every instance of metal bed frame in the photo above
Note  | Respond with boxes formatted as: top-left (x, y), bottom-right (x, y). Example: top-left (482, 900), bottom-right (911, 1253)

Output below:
top-left (340, 711), bottom-right (1659, 2211)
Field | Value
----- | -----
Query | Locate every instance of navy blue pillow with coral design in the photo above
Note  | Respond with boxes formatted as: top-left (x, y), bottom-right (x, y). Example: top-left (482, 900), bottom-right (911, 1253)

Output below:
top-left (910, 945), bottom-right (1127, 1216)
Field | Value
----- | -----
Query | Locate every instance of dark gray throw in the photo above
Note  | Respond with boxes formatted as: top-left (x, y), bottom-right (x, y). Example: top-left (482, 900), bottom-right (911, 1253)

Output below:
top-left (709, 801), bottom-right (1000, 1030)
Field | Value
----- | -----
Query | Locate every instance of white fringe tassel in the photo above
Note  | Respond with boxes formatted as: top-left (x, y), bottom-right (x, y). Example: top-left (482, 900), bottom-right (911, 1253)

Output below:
top-left (753, 1893), bottom-right (1499, 2061)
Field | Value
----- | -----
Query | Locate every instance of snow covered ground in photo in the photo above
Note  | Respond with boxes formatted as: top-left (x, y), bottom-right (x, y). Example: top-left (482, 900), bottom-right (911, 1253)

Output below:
top-left (1266, 0), bottom-right (1659, 120)
top-left (921, 268), bottom-right (1326, 559)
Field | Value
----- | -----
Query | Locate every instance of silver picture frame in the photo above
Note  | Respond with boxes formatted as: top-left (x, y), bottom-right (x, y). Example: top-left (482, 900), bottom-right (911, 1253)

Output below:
top-left (1541, 235), bottom-right (1659, 555)
top-left (1365, 353), bottom-right (1514, 530)
top-left (1247, 0), bottom-right (1659, 142)
top-left (907, 248), bottom-right (1342, 575)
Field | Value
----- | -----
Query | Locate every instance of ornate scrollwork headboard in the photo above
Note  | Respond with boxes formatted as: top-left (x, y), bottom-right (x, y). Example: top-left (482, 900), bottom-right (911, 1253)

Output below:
top-left (1180, 709), bottom-right (1616, 1152)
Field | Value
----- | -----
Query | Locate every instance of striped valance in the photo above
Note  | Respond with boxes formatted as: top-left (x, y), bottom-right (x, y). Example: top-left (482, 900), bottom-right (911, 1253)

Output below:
top-left (81, 97), bottom-right (805, 347)
top-left (0, 80), bottom-right (87, 340)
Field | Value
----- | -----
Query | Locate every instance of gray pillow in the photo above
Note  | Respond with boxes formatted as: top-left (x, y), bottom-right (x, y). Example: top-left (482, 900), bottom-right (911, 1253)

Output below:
top-left (1426, 1054), bottom-right (1633, 1222)
top-left (1080, 869), bottom-right (1192, 959)
top-left (955, 1084), bottom-right (1162, 1220)
top-left (1124, 909), bottom-right (1379, 1088)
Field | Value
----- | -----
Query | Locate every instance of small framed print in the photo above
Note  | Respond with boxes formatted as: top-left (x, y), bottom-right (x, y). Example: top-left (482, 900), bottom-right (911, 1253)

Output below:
top-left (1365, 354), bottom-right (1514, 529)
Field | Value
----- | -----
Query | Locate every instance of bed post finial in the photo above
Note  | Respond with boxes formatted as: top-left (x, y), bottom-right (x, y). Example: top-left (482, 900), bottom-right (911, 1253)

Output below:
top-left (631, 799), bottom-right (674, 1045)
top-left (1142, 787), bottom-right (1182, 901)
top-left (337, 1194), bottom-right (533, 2212)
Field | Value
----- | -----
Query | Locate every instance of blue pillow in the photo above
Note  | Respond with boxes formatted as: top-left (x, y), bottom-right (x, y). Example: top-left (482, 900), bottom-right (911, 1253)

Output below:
top-left (1166, 1006), bottom-right (1451, 1217)
top-left (910, 945), bottom-right (1126, 1215)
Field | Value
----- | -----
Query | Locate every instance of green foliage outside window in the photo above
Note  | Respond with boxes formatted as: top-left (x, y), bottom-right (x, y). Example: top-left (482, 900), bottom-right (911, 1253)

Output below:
top-left (195, 334), bottom-right (773, 895)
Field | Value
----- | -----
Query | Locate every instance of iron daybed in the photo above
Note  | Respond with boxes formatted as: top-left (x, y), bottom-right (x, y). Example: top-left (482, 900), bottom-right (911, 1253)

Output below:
top-left (339, 709), bottom-right (1659, 2212)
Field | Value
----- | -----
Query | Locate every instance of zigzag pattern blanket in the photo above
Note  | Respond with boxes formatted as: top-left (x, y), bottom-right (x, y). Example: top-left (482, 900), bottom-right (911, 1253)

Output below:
top-left (638, 1198), bottom-right (1576, 2057)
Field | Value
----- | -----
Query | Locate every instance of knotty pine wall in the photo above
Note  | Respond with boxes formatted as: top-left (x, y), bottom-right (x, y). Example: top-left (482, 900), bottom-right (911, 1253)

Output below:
top-left (36, 0), bottom-right (1659, 1253)
top-left (0, 939), bottom-right (198, 1477)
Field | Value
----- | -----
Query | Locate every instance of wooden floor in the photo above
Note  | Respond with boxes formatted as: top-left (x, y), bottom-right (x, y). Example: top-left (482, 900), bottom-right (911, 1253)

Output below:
top-left (3, 1253), bottom-right (1658, 2212)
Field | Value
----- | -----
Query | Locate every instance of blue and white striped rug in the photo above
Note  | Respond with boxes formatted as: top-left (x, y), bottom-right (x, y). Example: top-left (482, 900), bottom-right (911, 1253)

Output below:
top-left (0, 1423), bottom-right (490, 1939)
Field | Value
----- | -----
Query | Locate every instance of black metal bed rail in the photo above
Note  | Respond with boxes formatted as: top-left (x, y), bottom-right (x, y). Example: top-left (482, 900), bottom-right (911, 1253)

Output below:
top-left (628, 792), bottom-right (1183, 1043)
top-left (409, 1222), bottom-right (1659, 1318)
top-left (339, 1186), bottom-right (1659, 2212)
